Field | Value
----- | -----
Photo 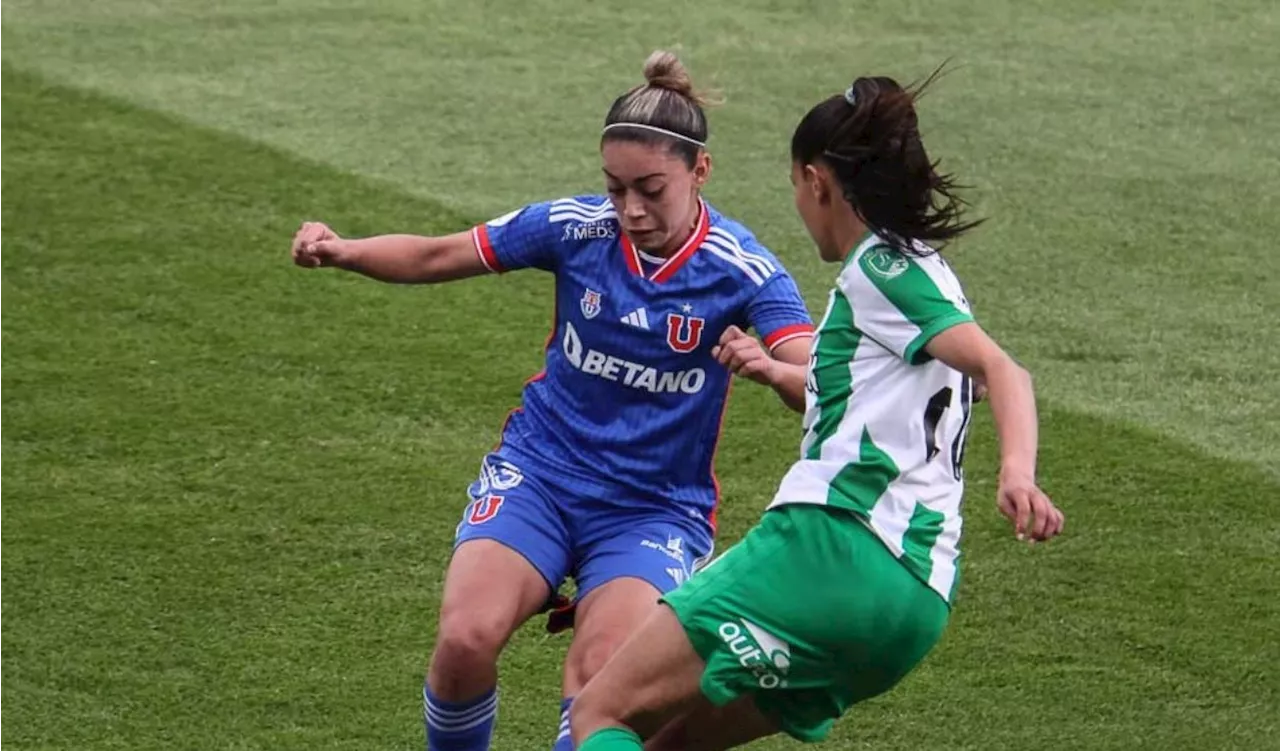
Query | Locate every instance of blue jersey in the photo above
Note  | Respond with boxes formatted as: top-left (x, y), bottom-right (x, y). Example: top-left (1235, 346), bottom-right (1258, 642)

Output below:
top-left (470, 196), bottom-right (812, 524)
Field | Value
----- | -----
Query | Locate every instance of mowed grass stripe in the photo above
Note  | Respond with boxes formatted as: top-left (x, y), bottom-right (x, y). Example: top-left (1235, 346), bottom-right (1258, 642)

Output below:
top-left (3, 68), bottom-right (1277, 750)
top-left (7, 0), bottom-right (1278, 479)
top-left (2, 66), bottom-right (569, 751)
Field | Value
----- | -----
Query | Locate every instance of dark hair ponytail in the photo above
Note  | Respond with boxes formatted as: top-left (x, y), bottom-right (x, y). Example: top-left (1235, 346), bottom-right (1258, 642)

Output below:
top-left (790, 67), bottom-right (981, 255)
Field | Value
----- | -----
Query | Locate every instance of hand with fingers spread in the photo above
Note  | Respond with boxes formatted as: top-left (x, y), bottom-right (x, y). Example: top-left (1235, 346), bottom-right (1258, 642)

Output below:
top-left (291, 221), bottom-right (351, 269)
top-left (712, 325), bottom-right (775, 386)
top-left (996, 469), bottom-right (1065, 543)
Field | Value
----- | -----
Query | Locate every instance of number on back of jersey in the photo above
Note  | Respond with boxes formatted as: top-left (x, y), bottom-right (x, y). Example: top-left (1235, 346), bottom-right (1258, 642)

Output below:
top-left (805, 354), bottom-right (820, 396)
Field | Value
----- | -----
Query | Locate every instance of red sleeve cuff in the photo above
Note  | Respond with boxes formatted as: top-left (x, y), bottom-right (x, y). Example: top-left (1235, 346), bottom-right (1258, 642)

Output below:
top-left (471, 225), bottom-right (503, 273)
top-left (763, 323), bottom-right (814, 350)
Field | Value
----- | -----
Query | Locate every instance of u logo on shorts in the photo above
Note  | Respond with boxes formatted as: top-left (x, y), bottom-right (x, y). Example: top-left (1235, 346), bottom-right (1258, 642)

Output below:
top-left (468, 495), bottom-right (505, 524)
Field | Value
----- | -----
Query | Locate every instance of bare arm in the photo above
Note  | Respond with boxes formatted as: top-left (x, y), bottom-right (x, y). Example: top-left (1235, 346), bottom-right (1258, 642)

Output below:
top-left (713, 326), bottom-right (810, 413)
top-left (291, 222), bottom-right (490, 284)
top-left (925, 322), bottom-right (1064, 542)
top-left (762, 335), bottom-right (811, 412)
top-left (765, 361), bottom-right (808, 413)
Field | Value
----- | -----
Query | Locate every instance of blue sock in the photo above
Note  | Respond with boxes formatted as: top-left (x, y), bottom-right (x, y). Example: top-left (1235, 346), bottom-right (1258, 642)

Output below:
top-left (423, 683), bottom-right (498, 751)
top-left (552, 697), bottom-right (574, 751)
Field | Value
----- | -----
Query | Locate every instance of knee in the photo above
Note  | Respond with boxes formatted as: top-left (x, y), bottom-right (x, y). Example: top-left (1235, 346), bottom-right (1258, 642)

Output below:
top-left (431, 611), bottom-right (509, 674)
top-left (568, 629), bottom-right (630, 687)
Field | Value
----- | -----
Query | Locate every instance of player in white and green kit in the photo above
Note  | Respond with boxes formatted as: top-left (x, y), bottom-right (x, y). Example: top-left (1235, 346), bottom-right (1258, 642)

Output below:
top-left (570, 72), bottom-right (1066, 750)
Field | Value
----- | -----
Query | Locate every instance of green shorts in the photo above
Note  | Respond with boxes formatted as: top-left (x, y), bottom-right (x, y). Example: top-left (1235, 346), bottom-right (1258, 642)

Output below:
top-left (660, 504), bottom-right (949, 743)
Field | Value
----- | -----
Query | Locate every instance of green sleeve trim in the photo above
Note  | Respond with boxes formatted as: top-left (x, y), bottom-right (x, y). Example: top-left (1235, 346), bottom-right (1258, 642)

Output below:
top-left (904, 311), bottom-right (973, 364)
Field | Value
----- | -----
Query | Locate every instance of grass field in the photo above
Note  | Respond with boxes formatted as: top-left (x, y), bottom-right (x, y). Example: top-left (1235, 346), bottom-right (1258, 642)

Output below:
top-left (3, 1), bottom-right (1279, 749)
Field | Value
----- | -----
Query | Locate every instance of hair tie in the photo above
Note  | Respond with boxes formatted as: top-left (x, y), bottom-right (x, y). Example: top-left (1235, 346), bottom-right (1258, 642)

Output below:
top-left (844, 85), bottom-right (858, 106)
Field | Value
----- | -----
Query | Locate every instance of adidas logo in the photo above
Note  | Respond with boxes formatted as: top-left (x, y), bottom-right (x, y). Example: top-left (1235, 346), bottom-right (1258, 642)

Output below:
top-left (620, 308), bottom-right (650, 329)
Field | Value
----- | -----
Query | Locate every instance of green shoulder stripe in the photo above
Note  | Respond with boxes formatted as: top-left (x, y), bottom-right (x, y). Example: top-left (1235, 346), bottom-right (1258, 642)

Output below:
top-left (856, 246), bottom-right (972, 363)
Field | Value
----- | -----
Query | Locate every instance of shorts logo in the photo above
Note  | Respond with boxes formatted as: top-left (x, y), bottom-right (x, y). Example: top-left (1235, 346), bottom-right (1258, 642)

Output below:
top-left (580, 289), bottom-right (602, 320)
top-left (665, 313), bottom-right (705, 353)
top-left (469, 457), bottom-right (524, 497)
top-left (641, 536), bottom-right (687, 565)
top-left (644, 536), bottom-right (693, 586)
top-left (717, 620), bottom-right (791, 689)
top-left (487, 459), bottom-right (524, 491)
top-left (467, 495), bottom-right (505, 524)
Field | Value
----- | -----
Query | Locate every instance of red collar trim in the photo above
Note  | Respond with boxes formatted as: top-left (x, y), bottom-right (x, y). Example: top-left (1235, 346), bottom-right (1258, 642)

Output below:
top-left (620, 201), bottom-right (709, 283)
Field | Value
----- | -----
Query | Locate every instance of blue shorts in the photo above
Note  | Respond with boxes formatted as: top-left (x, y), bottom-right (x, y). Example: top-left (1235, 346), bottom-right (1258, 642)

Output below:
top-left (454, 451), bottom-right (715, 603)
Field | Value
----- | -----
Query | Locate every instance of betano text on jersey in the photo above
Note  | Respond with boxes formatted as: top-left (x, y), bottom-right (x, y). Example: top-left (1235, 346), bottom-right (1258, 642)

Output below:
top-left (471, 195), bottom-right (813, 525)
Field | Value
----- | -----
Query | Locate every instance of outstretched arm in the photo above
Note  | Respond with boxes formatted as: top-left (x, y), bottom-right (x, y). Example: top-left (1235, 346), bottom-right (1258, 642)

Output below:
top-left (925, 322), bottom-right (1064, 543)
top-left (291, 221), bottom-right (491, 284)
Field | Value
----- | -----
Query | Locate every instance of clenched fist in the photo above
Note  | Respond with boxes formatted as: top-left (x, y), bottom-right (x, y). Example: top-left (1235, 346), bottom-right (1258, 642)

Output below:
top-left (291, 221), bottom-right (351, 268)
top-left (712, 325), bottom-right (775, 385)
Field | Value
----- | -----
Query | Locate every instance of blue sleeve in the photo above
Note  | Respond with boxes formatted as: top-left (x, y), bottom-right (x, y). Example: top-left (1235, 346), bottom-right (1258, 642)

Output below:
top-left (472, 201), bottom-right (560, 273)
top-left (746, 272), bottom-right (814, 350)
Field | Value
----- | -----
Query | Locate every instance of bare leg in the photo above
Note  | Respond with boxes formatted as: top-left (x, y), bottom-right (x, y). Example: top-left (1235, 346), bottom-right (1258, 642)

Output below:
top-left (570, 606), bottom-right (706, 747)
top-left (562, 577), bottom-right (665, 696)
top-left (645, 696), bottom-right (779, 751)
top-left (426, 539), bottom-right (551, 699)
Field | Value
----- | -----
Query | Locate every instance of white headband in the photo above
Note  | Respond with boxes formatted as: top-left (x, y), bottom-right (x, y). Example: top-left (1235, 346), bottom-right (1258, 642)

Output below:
top-left (602, 122), bottom-right (706, 148)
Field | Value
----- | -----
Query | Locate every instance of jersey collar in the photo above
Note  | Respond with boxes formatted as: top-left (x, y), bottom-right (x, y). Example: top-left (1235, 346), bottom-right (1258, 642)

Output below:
top-left (620, 200), bottom-right (710, 283)
top-left (842, 230), bottom-right (880, 269)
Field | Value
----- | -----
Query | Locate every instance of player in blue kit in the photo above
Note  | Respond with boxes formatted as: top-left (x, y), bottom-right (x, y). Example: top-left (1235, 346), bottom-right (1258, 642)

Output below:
top-left (290, 51), bottom-right (814, 751)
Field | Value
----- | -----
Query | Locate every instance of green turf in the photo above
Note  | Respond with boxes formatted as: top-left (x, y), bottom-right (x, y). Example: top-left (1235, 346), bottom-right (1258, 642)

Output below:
top-left (5, 0), bottom-right (1278, 477)
top-left (4, 2), bottom-right (1279, 749)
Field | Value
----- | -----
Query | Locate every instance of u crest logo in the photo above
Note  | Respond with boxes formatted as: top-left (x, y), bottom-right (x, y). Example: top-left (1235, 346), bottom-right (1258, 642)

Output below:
top-left (467, 495), bottom-right (504, 524)
top-left (666, 313), bottom-right (706, 353)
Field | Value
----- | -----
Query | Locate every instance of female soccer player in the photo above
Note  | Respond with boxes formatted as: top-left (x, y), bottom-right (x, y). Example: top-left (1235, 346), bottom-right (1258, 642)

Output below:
top-left (291, 52), bottom-right (814, 751)
top-left (569, 73), bottom-right (1066, 751)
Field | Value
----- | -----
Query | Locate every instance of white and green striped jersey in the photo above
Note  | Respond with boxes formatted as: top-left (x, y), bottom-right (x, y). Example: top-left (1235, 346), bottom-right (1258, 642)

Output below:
top-left (770, 233), bottom-right (976, 603)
